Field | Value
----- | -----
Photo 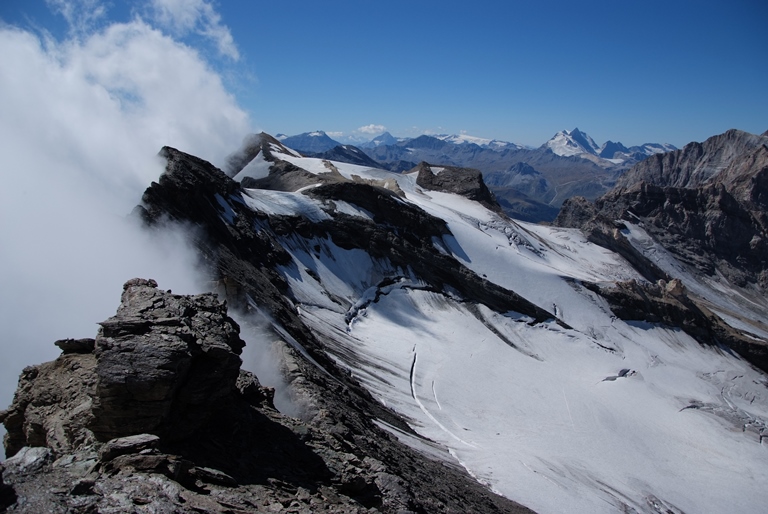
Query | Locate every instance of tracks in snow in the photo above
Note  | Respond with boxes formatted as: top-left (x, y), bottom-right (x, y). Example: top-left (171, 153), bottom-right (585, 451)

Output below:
top-left (409, 350), bottom-right (476, 448)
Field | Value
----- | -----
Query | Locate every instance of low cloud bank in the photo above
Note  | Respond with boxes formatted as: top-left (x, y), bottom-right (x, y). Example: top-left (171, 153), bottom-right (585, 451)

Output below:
top-left (0, 16), bottom-right (251, 457)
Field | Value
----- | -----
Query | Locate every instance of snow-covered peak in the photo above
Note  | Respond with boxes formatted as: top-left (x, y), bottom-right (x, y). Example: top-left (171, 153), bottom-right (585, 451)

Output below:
top-left (436, 133), bottom-right (522, 150)
top-left (639, 142), bottom-right (677, 155)
top-left (544, 128), bottom-right (600, 157)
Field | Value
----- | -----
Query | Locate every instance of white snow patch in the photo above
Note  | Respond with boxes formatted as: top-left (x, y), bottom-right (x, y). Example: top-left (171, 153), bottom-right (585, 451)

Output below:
top-left (329, 200), bottom-right (375, 220)
top-left (241, 189), bottom-right (329, 222)
top-left (270, 142), bottom-right (301, 158)
top-left (301, 284), bottom-right (768, 514)
top-left (213, 193), bottom-right (236, 224)
top-left (233, 150), bottom-right (270, 182)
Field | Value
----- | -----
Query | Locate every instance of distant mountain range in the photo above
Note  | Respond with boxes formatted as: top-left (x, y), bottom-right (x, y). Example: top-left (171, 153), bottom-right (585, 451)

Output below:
top-left (546, 128), bottom-right (677, 162)
top-left (276, 129), bottom-right (677, 222)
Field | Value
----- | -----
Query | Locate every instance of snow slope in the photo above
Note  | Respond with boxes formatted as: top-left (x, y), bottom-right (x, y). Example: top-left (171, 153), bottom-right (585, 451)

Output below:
top-left (236, 154), bottom-right (768, 514)
top-left (436, 134), bottom-right (523, 150)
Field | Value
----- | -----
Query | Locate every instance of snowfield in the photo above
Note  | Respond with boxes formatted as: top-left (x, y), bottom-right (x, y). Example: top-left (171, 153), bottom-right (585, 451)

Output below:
top-left (238, 151), bottom-right (768, 514)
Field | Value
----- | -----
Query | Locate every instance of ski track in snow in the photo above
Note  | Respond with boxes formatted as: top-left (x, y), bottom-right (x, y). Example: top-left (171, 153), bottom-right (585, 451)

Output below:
top-left (410, 350), bottom-right (476, 448)
top-left (238, 153), bottom-right (768, 514)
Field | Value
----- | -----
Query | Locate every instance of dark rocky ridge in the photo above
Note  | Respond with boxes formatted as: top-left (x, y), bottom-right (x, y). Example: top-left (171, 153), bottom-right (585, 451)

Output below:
top-left (1, 279), bottom-right (533, 513)
top-left (615, 128), bottom-right (768, 190)
top-left (141, 146), bottom-right (552, 326)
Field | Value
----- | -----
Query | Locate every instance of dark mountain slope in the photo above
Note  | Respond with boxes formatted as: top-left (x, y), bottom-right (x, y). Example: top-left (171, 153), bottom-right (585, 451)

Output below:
top-left (615, 128), bottom-right (768, 189)
top-left (304, 144), bottom-right (382, 168)
top-left (558, 129), bottom-right (768, 290)
top-left (280, 131), bottom-right (342, 154)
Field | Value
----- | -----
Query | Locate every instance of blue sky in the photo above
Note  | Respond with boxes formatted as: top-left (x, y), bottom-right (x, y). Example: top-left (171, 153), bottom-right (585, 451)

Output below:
top-left (1, 0), bottom-right (767, 147)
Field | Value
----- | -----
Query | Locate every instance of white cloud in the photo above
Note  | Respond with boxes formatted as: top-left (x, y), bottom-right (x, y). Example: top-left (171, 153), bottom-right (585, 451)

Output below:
top-left (148, 0), bottom-right (240, 60)
top-left (356, 124), bottom-right (387, 135)
top-left (326, 131), bottom-right (344, 138)
top-left (45, 0), bottom-right (108, 36)
top-left (0, 18), bottom-right (251, 456)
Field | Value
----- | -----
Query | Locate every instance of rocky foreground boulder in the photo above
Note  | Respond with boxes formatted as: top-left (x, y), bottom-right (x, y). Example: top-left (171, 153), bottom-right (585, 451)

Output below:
top-left (0, 279), bottom-right (531, 513)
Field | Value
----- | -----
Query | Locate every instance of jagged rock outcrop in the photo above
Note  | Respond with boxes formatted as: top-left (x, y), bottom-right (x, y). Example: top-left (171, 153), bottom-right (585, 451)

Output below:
top-left (413, 162), bottom-right (502, 212)
top-left (556, 129), bottom-right (768, 291)
top-left (615, 128), bottom-right (768, 190)
top-left (89, 277), bottom-right (246, 442)
top-left (583, 278), bottom-right (768, 373)
top-left (1, 279), bottom-right (532, 513)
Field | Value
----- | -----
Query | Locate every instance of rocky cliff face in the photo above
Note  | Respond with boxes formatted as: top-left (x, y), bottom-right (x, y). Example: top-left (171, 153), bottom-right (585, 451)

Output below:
top-left (1, 279), bottom-right (531, 513)
top-left (554, 129), bottom-right (768, 372)
top-left (557, 129), bottom-right (768, 291)
top-left (615, 128), bottom-right (768, 190)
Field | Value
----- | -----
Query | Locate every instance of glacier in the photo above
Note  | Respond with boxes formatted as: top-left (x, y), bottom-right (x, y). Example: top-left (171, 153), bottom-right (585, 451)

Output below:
top-left (189, 142), bottom-right (768, 513)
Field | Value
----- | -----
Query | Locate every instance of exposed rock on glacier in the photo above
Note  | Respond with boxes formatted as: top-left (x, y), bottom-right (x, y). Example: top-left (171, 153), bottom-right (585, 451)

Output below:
top-left (413, 161), bottom-right (502, 213)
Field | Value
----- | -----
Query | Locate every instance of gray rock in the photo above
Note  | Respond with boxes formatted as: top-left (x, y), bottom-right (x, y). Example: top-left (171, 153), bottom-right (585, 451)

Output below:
top-left (69, 477), bottom-right (95, 496)
top-left (414, 161), bottom-right (502, 212)
top-left (190, 466), bottom-right (237, 487)
top-left (89, 279), bottom-right (244, 442)
top-left (2, 354), bottom-right (97, 458)
top-left (54, 338), bottom-right (95, 354)
top-left (2, 447), bottom-right (52, 476)
top-left (98, 433), bottom-right (160, 462)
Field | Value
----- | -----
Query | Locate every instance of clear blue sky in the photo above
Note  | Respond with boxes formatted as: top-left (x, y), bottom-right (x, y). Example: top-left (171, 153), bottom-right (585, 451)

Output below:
top-left (2, 0), bottom-right (766, 147)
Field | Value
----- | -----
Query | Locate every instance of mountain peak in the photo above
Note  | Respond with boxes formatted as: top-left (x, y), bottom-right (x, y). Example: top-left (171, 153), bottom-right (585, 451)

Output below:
top-left (279, 131), bottom-right (342, 154)
top-left (365, 131), bottom-right (398, 148)
top-left (544, 128), bottom-right (599, 157)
